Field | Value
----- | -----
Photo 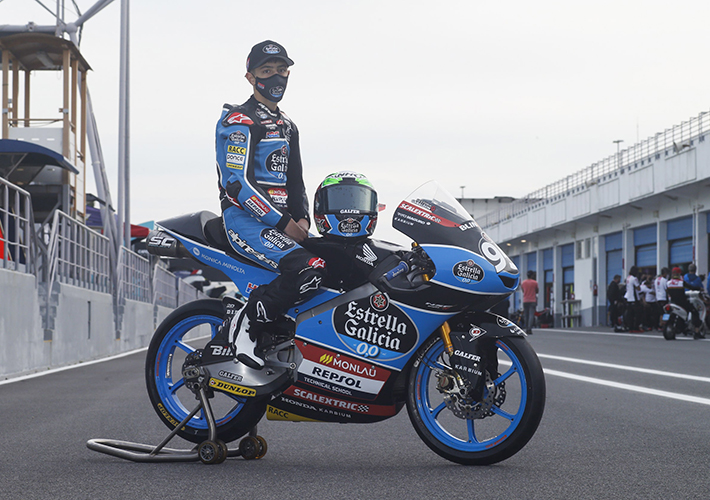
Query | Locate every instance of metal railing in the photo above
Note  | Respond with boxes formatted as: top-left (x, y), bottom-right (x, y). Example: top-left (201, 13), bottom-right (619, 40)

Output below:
top-left (0, 176), bottom-right (35, 274)
top-left (478, 110), bottom-right (710, 228)
top-left (46, 210), bottom-right (111, 293)
top-left (153, 264), bottom-right (179, 309)
top-left (37, 208), bottom-right (205, 313)
top-left (118, 246), bottom-right (152, 303)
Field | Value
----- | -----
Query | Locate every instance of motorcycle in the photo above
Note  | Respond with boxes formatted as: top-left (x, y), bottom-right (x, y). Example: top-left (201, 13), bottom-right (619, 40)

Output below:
top-left (661, 290), bottom-right (709, 340)
top-left (144, 181), bottom-right (546, 465)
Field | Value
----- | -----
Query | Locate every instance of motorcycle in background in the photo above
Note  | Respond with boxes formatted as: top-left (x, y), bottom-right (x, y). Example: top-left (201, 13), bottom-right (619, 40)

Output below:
top-left (661, 290), bottom-right (709, 340)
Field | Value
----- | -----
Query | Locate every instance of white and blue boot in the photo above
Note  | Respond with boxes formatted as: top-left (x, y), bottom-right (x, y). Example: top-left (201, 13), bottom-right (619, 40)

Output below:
top-left (229, 307), bottom-right (265, 370)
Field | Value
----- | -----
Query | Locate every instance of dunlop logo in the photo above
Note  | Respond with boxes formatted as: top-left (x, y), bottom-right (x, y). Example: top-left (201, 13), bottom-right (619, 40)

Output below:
top-left (208, 378), bottom-right (256, 397)
top-left (319, 354), bottom-right (333, 365)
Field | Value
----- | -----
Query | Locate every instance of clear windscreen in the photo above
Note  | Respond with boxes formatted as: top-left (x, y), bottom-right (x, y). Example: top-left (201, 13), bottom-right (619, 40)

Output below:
top-left (392, 180), bottom-right (518, 276)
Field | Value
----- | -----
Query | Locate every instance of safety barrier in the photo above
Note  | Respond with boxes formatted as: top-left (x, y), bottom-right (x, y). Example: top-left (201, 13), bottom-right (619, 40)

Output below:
top-left (0, 176), bottom-right (35, 274)
top-left (47, 210), bottom-right (111, 293)
top-left (0, 178), bottom-right (207, 335)
top-left (478, 110), bottom-right (710, 228)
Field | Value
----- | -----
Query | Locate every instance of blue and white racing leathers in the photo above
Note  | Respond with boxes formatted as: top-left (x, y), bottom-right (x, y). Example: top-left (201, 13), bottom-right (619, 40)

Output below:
top-left (216, 96), bottom-right (324, 326)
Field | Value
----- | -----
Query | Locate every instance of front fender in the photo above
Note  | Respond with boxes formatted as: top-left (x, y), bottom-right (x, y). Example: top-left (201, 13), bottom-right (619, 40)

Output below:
top-left (444, 311), bottom-right (525, 401)
top-left (449, 311), bottom-right (526, 340)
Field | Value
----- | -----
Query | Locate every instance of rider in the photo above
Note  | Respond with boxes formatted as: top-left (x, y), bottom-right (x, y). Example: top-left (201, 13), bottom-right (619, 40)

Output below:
top-left (683, 263), bottom-right (703, 291)
top-left (215, 40), bottom-right (325, 369)
top-left (667, 266), bottom-right (701, 338)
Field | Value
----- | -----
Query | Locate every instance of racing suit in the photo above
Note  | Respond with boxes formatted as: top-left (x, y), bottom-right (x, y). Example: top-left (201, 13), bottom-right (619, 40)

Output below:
top-left (215, 96), bottom-right (325, 330)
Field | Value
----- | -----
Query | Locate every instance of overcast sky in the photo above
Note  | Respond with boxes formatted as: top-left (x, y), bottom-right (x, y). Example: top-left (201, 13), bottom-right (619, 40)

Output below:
top-left (4, 0), bottom-right (710, 244)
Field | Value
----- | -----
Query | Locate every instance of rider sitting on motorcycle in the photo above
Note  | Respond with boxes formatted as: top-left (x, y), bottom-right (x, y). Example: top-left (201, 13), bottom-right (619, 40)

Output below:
top-left (215, 40), bottom-right (325, 369)
top-left (683, 263), bottom-right (703, 291)
top-left (667, 266), bottom-right (701, 337)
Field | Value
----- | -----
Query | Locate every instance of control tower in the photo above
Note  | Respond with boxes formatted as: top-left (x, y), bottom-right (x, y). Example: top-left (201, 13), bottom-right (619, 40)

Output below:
top-left (1, 32), bottom-right (90, 222)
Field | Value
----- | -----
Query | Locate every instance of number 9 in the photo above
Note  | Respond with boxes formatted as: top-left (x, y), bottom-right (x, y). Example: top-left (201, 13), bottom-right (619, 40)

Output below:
top-left (481, 241), bottom-right (506, 273)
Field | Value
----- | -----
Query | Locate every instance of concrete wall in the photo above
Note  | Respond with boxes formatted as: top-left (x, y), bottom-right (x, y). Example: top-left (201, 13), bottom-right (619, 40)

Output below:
top-left (0, 268), bottom-right (174, 380)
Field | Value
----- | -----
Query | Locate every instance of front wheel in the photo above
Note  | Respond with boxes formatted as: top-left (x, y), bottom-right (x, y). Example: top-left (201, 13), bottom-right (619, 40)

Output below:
top-left (145, 299), bottom-right (268, 444)
top-left (407, 335), bottom-right (545, 465)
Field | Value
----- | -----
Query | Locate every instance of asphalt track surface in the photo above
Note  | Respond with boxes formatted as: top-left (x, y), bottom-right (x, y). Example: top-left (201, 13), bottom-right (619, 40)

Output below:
top-left (2, 327), bottom-right (710, 500)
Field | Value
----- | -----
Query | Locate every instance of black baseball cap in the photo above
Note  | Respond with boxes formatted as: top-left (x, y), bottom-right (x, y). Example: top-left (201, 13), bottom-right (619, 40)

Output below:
top-left (246, 40), bottom-right (295, 72)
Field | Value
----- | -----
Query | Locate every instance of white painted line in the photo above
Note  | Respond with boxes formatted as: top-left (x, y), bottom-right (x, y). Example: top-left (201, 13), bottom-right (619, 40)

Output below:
top-left (538, 353), bottom-right (710, 383)
top-left (0, 346), bottom-right (148, 386)
top-left (544, 368), bottom-right (710, 406)
top-left (540, 328), bottom-right (705, 341)
top-left (541, 328), bottom-right (660, 339)
top-left (0, 334), bottom-right (214, 387)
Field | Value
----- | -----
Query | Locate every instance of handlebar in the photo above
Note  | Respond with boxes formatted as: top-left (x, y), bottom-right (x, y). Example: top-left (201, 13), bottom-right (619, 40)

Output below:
top-left (384, 261), bottom-right (409, 282)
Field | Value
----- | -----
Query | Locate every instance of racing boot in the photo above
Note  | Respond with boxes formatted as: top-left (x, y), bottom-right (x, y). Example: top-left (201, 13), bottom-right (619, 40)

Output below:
top-left (230, 307), bottom-right (265, 369)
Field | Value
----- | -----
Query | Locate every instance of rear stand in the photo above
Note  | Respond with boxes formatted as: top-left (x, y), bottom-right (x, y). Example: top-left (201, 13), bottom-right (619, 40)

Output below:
top-left (87, 385), bottom-right (267, 464)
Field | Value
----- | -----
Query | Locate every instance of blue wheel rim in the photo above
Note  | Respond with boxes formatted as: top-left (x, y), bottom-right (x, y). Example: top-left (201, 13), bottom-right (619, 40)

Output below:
top-left (154, 314), bottom-right (246, 430)
top-left (415, 339), bottom-right (527, 451)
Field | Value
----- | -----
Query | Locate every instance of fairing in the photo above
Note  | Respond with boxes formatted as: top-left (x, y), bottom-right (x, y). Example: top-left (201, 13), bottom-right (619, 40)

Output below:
top-left (393, 181), bottom-right (519, 296)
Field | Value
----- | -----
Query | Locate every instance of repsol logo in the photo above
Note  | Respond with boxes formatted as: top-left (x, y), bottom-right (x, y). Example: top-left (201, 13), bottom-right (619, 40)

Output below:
top-left (311, 366), bottom-right (362, 388)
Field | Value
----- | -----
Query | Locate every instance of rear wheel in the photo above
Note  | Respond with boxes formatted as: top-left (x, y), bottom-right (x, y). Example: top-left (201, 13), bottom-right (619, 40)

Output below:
top-left (145, 299), bottom-right (268, 444)
top-left (407, 335), bottom-right (545, 465)
top-left (663, 320), bottom-right (677, 340)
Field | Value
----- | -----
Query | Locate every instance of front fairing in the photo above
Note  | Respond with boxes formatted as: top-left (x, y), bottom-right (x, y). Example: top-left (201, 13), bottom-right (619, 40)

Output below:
top-left (392, 181), bottom-right (519, 295)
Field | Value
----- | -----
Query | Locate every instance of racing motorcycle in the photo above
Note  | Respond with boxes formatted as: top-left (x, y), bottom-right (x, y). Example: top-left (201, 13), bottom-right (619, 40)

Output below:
top-left (661, 290), bottom-right (709, 340)
top-left (144, 181), bottom-right (546, 465)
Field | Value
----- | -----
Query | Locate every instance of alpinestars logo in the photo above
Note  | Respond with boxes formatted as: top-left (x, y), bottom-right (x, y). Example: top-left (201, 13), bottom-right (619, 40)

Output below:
top-left (227, 230), bottom-right (278, 269)
top-left (299, 276), bottom-right (322, 295)
top-left (355, 243), bottom-right (378, 266)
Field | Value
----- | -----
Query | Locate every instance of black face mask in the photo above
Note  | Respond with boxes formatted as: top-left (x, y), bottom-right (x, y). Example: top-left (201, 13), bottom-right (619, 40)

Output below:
top-left (254, 74), bottom-right (288, 102)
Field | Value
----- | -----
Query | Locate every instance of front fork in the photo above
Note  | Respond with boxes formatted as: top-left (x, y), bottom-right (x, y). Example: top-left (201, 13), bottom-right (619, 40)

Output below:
top-left (439, 321), bottom-right (454, 355)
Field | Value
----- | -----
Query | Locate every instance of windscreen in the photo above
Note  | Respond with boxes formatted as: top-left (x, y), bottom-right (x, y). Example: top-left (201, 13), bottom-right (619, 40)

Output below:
top-left (392, 180), bottom-right (518, 276)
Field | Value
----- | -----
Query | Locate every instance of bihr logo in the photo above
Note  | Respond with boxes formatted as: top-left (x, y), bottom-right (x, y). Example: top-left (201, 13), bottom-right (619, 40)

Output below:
top-left (453, 259), bottom-right (484, 284)
top-left (332, 293), bottom-right (418, 361)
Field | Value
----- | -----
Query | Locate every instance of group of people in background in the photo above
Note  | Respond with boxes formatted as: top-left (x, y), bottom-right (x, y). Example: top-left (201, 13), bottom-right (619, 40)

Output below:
top-left (608, 264), bottom-right (707, 334)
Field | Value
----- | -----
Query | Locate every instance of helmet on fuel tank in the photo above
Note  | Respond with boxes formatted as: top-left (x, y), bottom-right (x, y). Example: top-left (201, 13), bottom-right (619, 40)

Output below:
top-left (313, 171), bottom-right (378, 239)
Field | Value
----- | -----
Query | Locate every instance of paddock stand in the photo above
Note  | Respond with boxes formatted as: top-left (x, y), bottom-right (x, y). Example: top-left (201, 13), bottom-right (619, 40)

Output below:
top-left (86, 385), bottom-right (267, 464)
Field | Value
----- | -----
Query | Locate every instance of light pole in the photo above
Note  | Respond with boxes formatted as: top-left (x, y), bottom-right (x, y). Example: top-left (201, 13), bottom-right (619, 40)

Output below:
top-left (613, 139), bottom-right (623, 169)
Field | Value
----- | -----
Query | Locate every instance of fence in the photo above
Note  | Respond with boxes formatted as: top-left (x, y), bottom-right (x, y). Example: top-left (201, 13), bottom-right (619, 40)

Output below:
top-left (477, 110), bottom-right (710, 228)
top-left (0, 178), bottom-right (207, 331)
top-left (0, 176), bottom-right (35, 274)
top-left (47, 210), bottom-right (111, 293)
top-left (118, 246), bottom-right (151, 302)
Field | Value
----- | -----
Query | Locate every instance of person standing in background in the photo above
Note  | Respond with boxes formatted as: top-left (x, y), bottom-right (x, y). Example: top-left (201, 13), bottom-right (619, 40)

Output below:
top-left (624, 266), bottom-right (641, 333)
top-left (654, 267), bottom-right (669, 329)
top-left (607, 274), bottom-right (622, 328)
top-left (521, 271), bottom-right (539, 335)
top-left (640, 276), bottom-right (657, 331)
